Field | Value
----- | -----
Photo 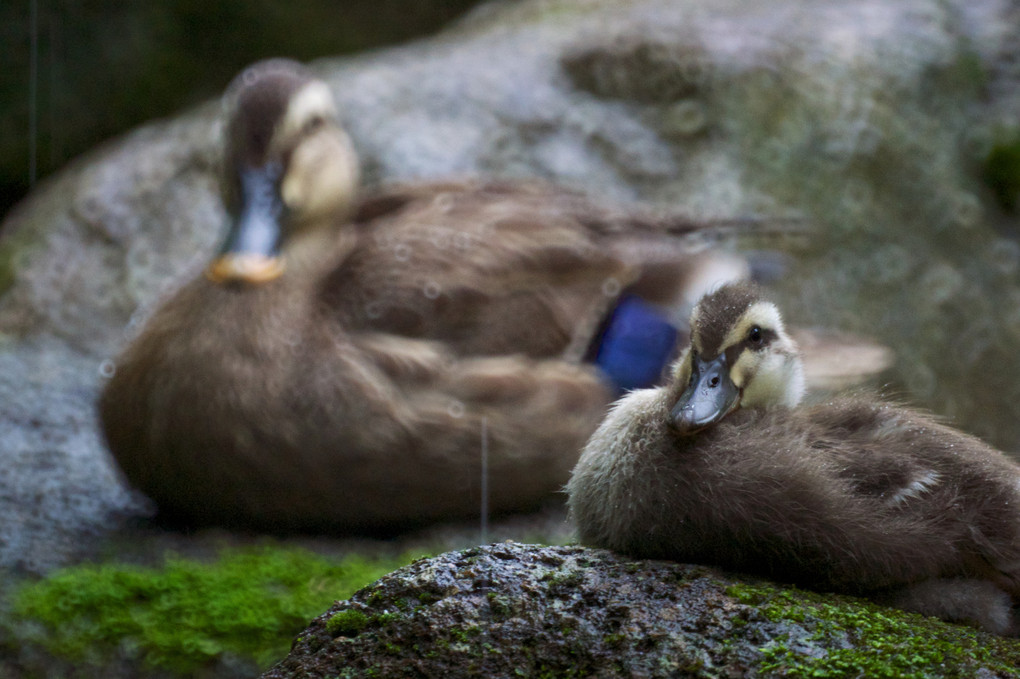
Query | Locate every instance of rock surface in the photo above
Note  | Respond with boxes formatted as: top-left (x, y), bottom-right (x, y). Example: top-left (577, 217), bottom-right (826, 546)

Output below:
top-left (262, 542), bottom-right (1020, 678)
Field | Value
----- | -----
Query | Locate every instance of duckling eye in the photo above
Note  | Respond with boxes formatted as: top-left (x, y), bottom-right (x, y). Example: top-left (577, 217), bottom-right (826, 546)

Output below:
top-left (748, 325), bottom-right (763, 345)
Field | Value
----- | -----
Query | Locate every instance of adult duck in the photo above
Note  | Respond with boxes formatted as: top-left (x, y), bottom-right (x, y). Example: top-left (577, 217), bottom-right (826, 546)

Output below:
top-left (99, 59), bottom-right (778, 533)
top-left (567, 282), bottom-right (1020, 635)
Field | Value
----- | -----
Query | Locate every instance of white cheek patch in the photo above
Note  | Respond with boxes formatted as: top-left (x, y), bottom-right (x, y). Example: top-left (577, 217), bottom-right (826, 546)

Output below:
top-left (275, 82), bottom-right (359, 220)
top-left (736, 347), bottom-right (805, 408)
top-left (736, 352), bottom-right (780, 404)
top-left (729, 350), bottom-right (756, 390)
top-left (887, 470), bottom-right (941, 506)
top-left (281, 130), bottom-right (359, 217)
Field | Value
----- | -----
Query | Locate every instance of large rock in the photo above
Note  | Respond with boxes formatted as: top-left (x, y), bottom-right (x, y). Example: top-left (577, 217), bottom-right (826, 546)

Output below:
top-left (262, 542), bottom-right (1020, 678)
top-left (0, 0), bottom-right (1019, 571)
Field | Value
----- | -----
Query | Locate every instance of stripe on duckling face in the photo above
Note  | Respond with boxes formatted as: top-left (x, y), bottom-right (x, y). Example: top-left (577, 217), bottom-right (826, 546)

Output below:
top-left (721, 302), bottom-right (784, 359)
top-left (721, 302), bottom-right (784, 391)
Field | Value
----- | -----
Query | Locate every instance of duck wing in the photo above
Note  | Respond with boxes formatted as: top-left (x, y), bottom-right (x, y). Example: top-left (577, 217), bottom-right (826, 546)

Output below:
top-left (805, 399), bottom-right (952, 506)
top-left (322, 180), bottom-right (750, 361)
top-left (806, 397), bottom-right (1020, 594)
top-left (309, 331), bottom-right (613, 523)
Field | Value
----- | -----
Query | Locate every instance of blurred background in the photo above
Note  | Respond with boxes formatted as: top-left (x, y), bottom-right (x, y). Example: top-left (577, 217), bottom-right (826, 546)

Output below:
top-left (3, 0), bottom-right (1020, 555)
top-left (0, 0), bottom-right (484, 222)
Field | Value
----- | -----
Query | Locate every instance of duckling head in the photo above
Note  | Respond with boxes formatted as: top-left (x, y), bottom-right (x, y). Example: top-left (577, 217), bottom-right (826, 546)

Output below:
top-left (670, 282), bottom-right (805, 434)
top-left (208, 59), bottom-right (361, 285)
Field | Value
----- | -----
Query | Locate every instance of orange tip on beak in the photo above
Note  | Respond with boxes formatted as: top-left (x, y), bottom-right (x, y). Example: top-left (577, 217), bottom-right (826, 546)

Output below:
top-left (206, 253), bottom-right (285, 285)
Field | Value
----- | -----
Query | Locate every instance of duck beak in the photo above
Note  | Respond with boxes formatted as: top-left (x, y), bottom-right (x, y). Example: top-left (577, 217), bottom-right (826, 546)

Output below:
top-left (670, 353), bottom-right (740, 434)
top-left (207, 163), bottom-right (287, 284)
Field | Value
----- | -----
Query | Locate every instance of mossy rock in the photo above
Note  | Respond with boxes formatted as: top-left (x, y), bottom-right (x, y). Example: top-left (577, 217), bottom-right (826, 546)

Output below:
top-left (2, 545), bottom-right (424, 678)
top-left (263, 542), bottom-right (1020, 678)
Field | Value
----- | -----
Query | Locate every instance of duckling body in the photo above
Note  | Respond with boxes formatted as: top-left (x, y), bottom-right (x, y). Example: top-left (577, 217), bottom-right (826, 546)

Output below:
top-left (568, 283), bottom-right (1020, 635)
top-left (99, 60), bottom-right (755, 532)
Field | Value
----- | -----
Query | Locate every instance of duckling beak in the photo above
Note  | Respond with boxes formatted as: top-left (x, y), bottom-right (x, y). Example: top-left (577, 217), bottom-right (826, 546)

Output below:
top-left (207, 163), bottom-right (286, 285)
top-left (670, 353), bottom-right (740, 434)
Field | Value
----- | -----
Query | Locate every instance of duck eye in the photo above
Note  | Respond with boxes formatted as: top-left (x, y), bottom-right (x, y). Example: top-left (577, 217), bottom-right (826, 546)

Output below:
top-left (748, 325), bottom-right (763, 345)
top-left (303, 115), bottom-right (326, 134)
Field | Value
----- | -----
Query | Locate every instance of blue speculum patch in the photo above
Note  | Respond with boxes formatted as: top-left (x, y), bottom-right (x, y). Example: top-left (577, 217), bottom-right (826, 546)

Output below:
top-left (594, 294), bottom-right (678, 394)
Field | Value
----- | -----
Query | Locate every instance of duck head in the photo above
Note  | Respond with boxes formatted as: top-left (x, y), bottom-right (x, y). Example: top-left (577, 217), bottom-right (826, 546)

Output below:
top-left (670, 283), bottom-right (805, 434)
top-left (208, 59), bottom-right (361, 284)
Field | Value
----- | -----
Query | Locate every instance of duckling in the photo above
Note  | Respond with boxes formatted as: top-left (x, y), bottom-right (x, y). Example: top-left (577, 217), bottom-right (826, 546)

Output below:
top-left (567, 282), bottom-right (1020, 635)
top-left (99, 59), bottom-right (768, 533)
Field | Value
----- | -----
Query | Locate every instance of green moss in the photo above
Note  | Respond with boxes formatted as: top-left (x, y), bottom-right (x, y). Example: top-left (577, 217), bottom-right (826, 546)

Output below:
top-left (326, 609), bottom-right (371, 637)
top-left (726, 582), bottom-right (1020, 678)
top-left (539, 569), bottom-right (585, 588)
top-left (374, 611), bottom-right (403, 625)
top-left (417, 591), bottom-right (441, 606)
top-left (486, 591), bottom-right (514, 618)
top-left (984, 131), bottom-right (1020, 212)
top-left (450, 625), bottom-right (482, 643)
top-left (9, 545), bottom-right (420, 675)
top-left (603, 632), bottom-right (628, 646)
